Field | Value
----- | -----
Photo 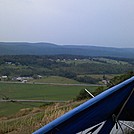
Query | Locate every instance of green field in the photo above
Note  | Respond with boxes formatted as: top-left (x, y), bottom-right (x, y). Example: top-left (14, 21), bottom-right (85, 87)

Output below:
top-left (63, 59), bottom-right (100, 65)
top-left (0, 82), bottom-right (98, 116)
top-left (62, 58), bottom-right (129, 65)
top-left (29, 76), bottom-right (81, 84)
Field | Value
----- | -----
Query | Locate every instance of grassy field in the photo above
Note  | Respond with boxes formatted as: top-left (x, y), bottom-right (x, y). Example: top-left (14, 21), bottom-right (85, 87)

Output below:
top-left (29, 76), bottom-right (82, 84)
top-left (0, 100), bottom-right (86, 134)
top-left (62, 58), bottom-right (129, 65)
top-left (64, 59), bottom-right (100, 65)
top-left (0, 82), bottom-right (98, 116)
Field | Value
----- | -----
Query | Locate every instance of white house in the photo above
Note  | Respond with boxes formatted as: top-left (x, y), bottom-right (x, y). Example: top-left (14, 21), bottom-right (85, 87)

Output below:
top-left (1, 76), bottom-right (8, 79)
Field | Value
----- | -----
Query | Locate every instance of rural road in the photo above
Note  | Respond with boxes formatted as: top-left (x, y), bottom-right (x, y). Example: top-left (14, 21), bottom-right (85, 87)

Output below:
top-left (0, 81), bottom-right (104, 86)
top-left (0, 99), bottom-right (68, 103)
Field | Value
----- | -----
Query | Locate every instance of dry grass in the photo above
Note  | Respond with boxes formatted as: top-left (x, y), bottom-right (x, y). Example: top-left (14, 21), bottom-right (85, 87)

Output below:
top-left (0, 100), bottom-right (85, 134)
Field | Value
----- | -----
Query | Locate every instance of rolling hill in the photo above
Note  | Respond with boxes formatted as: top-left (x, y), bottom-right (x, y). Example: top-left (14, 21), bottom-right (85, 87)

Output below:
top-left (0, 42), bottom-right (134, 58)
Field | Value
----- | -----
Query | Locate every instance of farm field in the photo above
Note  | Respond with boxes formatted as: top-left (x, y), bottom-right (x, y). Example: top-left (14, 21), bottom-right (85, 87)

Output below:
top-left (0, 82), bottom-right (98, 116)
top-left (29, 76), bottom-right (82, 84)
top-left (63, 58), bottom-right (129, 65)
top-left (0, 73), bottom-right (133, 134)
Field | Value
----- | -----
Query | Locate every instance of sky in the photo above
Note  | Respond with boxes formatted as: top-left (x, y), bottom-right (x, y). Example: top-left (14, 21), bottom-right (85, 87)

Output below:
top-left (0, 0), bottom-right (134, 48)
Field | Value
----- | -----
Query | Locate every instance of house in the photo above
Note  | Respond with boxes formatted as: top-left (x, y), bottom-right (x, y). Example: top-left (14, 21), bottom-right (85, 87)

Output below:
top-left (12, 76), bottom-right (33, 82)
top-left (22, 80), bottom-right (27, 83)
top-left (102, 80), bottom-right (110, 85)
top-left (1, 76), bottom-right (8, 79)
top-left (37, 75), bottom-right (42, 79)
top-left (16, 77), bottom-right (23, 81)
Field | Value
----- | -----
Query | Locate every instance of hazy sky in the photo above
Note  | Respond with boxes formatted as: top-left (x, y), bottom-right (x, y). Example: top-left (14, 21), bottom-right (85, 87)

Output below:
top-left (0, 0), bottom-right (134, 48)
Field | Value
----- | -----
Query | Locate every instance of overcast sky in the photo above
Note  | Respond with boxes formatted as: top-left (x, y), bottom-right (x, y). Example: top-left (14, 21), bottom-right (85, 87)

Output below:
top-left (0, 0), bottom-right (134, 48)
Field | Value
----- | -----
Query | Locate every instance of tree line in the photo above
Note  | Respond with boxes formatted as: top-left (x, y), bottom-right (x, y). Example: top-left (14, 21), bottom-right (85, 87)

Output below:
top-left (0, 55), bottom-right (134, 84)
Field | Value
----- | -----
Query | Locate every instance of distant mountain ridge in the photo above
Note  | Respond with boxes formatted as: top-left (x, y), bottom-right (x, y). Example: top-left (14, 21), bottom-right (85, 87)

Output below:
top-left (0, 42), bottom-right (134, 58)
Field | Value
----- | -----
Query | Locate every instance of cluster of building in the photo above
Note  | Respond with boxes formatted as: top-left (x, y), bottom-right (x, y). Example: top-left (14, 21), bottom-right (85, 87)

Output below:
top-left (0, 75), bottom-right (42, 83)
top-left (11, 77), bottom-right (33, 83)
